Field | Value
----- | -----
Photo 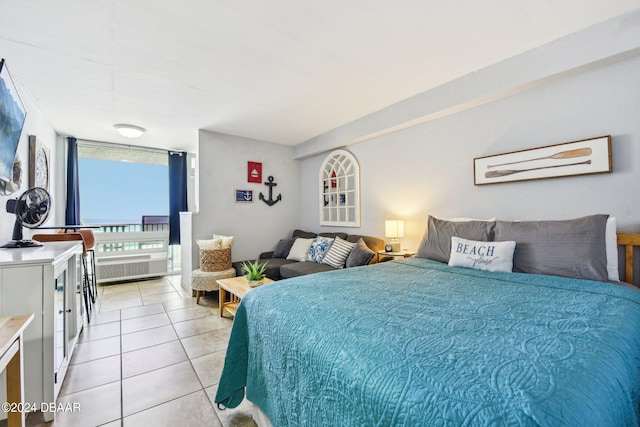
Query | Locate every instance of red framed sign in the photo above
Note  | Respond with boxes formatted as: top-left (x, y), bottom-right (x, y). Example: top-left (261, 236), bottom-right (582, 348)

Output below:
top-left (248, 161), bottom-right (262, 183)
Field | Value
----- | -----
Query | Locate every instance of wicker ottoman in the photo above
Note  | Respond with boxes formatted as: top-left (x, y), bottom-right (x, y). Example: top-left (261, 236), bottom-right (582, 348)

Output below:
top-left (191, 268), bottom-right (235, 304)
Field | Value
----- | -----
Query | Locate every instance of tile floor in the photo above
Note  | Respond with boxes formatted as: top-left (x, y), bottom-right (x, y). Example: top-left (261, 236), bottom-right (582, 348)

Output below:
top-left (22, 275), bottom-right (258, 427)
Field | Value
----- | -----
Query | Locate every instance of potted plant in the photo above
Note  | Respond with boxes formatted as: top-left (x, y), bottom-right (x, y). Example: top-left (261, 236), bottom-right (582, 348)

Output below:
top-left (241, 260), bottom-right (268, 287)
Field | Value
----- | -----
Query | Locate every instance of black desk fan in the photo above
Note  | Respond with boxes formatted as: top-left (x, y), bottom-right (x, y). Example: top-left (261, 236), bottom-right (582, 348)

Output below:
top-left (2, 187), bottom-right (51, 248)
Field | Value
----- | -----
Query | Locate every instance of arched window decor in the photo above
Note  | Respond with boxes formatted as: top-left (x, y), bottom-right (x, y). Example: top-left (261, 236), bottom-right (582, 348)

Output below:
top-left (319, 149), bottom-right (360, 227)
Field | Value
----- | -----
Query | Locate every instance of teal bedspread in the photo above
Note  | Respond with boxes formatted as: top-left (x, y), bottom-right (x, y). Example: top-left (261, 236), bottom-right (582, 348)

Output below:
top-left (215, 258), bottom-right (640, 426)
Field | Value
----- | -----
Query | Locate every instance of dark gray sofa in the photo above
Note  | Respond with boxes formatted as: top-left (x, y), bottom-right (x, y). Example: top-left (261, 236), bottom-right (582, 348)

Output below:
top-left (232, 229), bottom-right (387, 280)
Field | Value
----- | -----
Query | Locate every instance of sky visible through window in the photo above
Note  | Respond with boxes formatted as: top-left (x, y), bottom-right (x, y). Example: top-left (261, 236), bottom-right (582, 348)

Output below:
top-left (79, 158), bottom-right (169, 224)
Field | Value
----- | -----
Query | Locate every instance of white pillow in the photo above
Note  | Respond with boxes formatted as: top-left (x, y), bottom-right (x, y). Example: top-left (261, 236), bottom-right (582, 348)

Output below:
top-left (197, 239), bottom-right (222, 250)
top-left (605, 217), bottom-right (619, 281)
top-left (448, 236), bottom-right (516, 273)
top-left (286, 238), bottom-right (314, 261)
top-left (213, 234), bottom-right (234, 249)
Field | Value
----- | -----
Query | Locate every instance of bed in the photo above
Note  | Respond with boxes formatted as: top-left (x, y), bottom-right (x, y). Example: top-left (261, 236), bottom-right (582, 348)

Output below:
top-left (215, 215), bottom-right (640, 426)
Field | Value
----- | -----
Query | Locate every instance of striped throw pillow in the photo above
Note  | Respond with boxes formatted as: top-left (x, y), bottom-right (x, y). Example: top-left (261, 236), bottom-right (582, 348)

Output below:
top-left (322, 237), bottom-right (356, 269)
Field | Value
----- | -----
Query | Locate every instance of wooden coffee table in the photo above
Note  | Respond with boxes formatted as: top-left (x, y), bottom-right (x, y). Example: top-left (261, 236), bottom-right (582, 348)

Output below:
top-left (216, 276), bottom-right (274, 318)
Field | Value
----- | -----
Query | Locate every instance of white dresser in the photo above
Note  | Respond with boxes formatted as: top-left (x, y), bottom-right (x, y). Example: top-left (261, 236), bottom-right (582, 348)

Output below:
top-left (0, 241), bottom-right (83, 422)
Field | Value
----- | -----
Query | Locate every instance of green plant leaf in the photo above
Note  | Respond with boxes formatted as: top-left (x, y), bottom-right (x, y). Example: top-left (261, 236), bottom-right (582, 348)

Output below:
top-left (242, 260), bottom-right (268, 280)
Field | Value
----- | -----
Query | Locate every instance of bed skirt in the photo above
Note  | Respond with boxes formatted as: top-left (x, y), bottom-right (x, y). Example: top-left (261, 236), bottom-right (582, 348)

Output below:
top-left (250, 401), bottom-right (273, 427)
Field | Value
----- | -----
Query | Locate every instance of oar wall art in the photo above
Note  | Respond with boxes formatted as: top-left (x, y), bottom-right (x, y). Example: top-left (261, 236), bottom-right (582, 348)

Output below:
top-left (474, 136), bottom-right (612, 185)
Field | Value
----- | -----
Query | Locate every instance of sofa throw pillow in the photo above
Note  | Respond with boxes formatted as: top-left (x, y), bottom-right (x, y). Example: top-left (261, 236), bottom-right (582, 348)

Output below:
top-left (322, 237), bottom-right (356, 268)
top-left (448, 236), bottom-right (516, 273)
top-left (272, 238), bottom-right (295, 258)
top-left (286, 238), bottom-right (314, 262)
top-left (305, 237), bottom-right (334, 263)
top-left (346, 238), bottom-right (375, 268)
top-left (415, 216), bottom-right (495, 263)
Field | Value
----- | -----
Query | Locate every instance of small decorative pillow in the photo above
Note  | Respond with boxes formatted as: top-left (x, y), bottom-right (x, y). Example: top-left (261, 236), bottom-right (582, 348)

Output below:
top-left (272, 238), bottom-right (295, 258)
top-left (322, 237), bottom-right (356, 268)
top-left (346, 238), bottom-right (375, 268)
top-left (286, 238), bottom-right (314, 262)
top-left (448, 236), bottom-right (516, 273)
top-left (197, 239), bottom-right (222, 250)
top-left (213, 234), bottom-right (234, 249)
top-left (305, 237), bottom-right (334, 263)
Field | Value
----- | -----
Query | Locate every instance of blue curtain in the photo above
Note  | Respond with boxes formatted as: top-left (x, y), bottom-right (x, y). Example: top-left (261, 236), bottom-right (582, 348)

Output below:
top-left (168, 151), bottom-right (188, 245)
top-left (65, 137), bottom-right (81, 225)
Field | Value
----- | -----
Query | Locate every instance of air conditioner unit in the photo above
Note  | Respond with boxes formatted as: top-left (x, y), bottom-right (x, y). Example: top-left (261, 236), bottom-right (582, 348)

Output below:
top-left (97, 252), bottom-right (167, 283)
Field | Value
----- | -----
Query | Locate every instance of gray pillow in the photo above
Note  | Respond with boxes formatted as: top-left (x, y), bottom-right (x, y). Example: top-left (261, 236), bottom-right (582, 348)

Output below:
top-left (272, 238), bottom-right (295, 258)
top-left (493, 214), bottom-right (609, 281)
top-left (346, 238), bottom-right (375, 268)
top-left (415, 216), bottom-right (495, 263)
top-left (346, 234), bottom-right (385, 254)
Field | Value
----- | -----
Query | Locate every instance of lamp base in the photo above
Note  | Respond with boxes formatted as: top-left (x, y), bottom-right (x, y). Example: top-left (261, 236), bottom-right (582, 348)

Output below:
top-left (389, 241), bottom-right (401, 252)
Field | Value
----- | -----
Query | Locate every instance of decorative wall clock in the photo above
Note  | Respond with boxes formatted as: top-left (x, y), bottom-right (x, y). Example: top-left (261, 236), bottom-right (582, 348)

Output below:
top-left (29, 135), bottom-right (50, 191)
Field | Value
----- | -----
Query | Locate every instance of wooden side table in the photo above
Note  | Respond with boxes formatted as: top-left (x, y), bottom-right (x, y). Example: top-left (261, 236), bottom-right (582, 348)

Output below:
top-left (0, 314), bottom-right (34, 427)
top-left (216, 276), bottom-right (274, 318)
top-left (378, 250), bottom-right (416, 258)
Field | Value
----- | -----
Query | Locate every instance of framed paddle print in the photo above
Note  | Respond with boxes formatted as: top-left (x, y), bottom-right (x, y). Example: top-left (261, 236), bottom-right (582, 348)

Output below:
top-left (474, 136), bottom-right (611, 185)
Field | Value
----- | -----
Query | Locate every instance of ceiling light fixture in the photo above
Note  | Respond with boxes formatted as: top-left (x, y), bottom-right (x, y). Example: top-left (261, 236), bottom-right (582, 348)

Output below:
top-left (114, 124), bottom-right (146, 138)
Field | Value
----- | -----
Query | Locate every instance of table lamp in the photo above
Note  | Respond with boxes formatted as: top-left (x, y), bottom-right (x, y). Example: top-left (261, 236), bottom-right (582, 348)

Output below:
top-left (385, 220), bottom-right (404, 252)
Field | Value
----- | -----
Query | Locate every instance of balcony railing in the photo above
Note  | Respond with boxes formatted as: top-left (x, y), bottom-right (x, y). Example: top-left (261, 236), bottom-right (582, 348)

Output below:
top-left (91, 220), bottom-right (181, 282)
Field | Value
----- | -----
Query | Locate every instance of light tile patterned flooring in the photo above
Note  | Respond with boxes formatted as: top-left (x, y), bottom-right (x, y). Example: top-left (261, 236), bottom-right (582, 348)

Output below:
top-left (23, 275), bottom-right (257, 427)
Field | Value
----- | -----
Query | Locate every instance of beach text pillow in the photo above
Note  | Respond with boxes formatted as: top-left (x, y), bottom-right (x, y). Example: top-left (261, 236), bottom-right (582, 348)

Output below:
top-left (448, 236), bottom-right (516, 273)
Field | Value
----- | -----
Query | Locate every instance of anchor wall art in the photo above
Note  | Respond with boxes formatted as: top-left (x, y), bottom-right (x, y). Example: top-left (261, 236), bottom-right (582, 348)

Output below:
top-left (473, 136), bottom-right (612, 185)
top-left (259, 176), bottom-right (282, 206)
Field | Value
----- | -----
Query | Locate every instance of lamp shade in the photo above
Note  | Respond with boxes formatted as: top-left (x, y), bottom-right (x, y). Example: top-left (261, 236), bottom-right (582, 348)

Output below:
top-left (385, 220), bottom-right (405, 238)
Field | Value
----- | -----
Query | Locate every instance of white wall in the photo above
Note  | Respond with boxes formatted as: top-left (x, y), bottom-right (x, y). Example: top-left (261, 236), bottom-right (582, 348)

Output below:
top-left (192, 131), bottom-right (300, 266)
top-left (191, 13), bottom-right (640, 258)
top-left (0, 89), bottom-right (60, 243)
top-left (298, 50), bottom-right (640, 252)
top-left (295, 10), bottom-right (640, 159)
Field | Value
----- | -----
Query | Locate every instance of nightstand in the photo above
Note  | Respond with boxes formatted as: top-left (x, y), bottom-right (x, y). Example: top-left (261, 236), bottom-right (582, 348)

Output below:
top-left (378, 250), bottom-right (416, 258)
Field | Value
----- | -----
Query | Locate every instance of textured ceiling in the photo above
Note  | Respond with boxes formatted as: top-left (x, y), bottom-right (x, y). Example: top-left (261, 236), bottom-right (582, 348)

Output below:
top-left (0, 1), bottom-right (637, 152)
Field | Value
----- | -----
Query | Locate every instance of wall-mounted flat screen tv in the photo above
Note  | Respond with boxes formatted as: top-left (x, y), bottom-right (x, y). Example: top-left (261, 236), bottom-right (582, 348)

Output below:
top-left (0, 59), bottom-right (27, 182)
